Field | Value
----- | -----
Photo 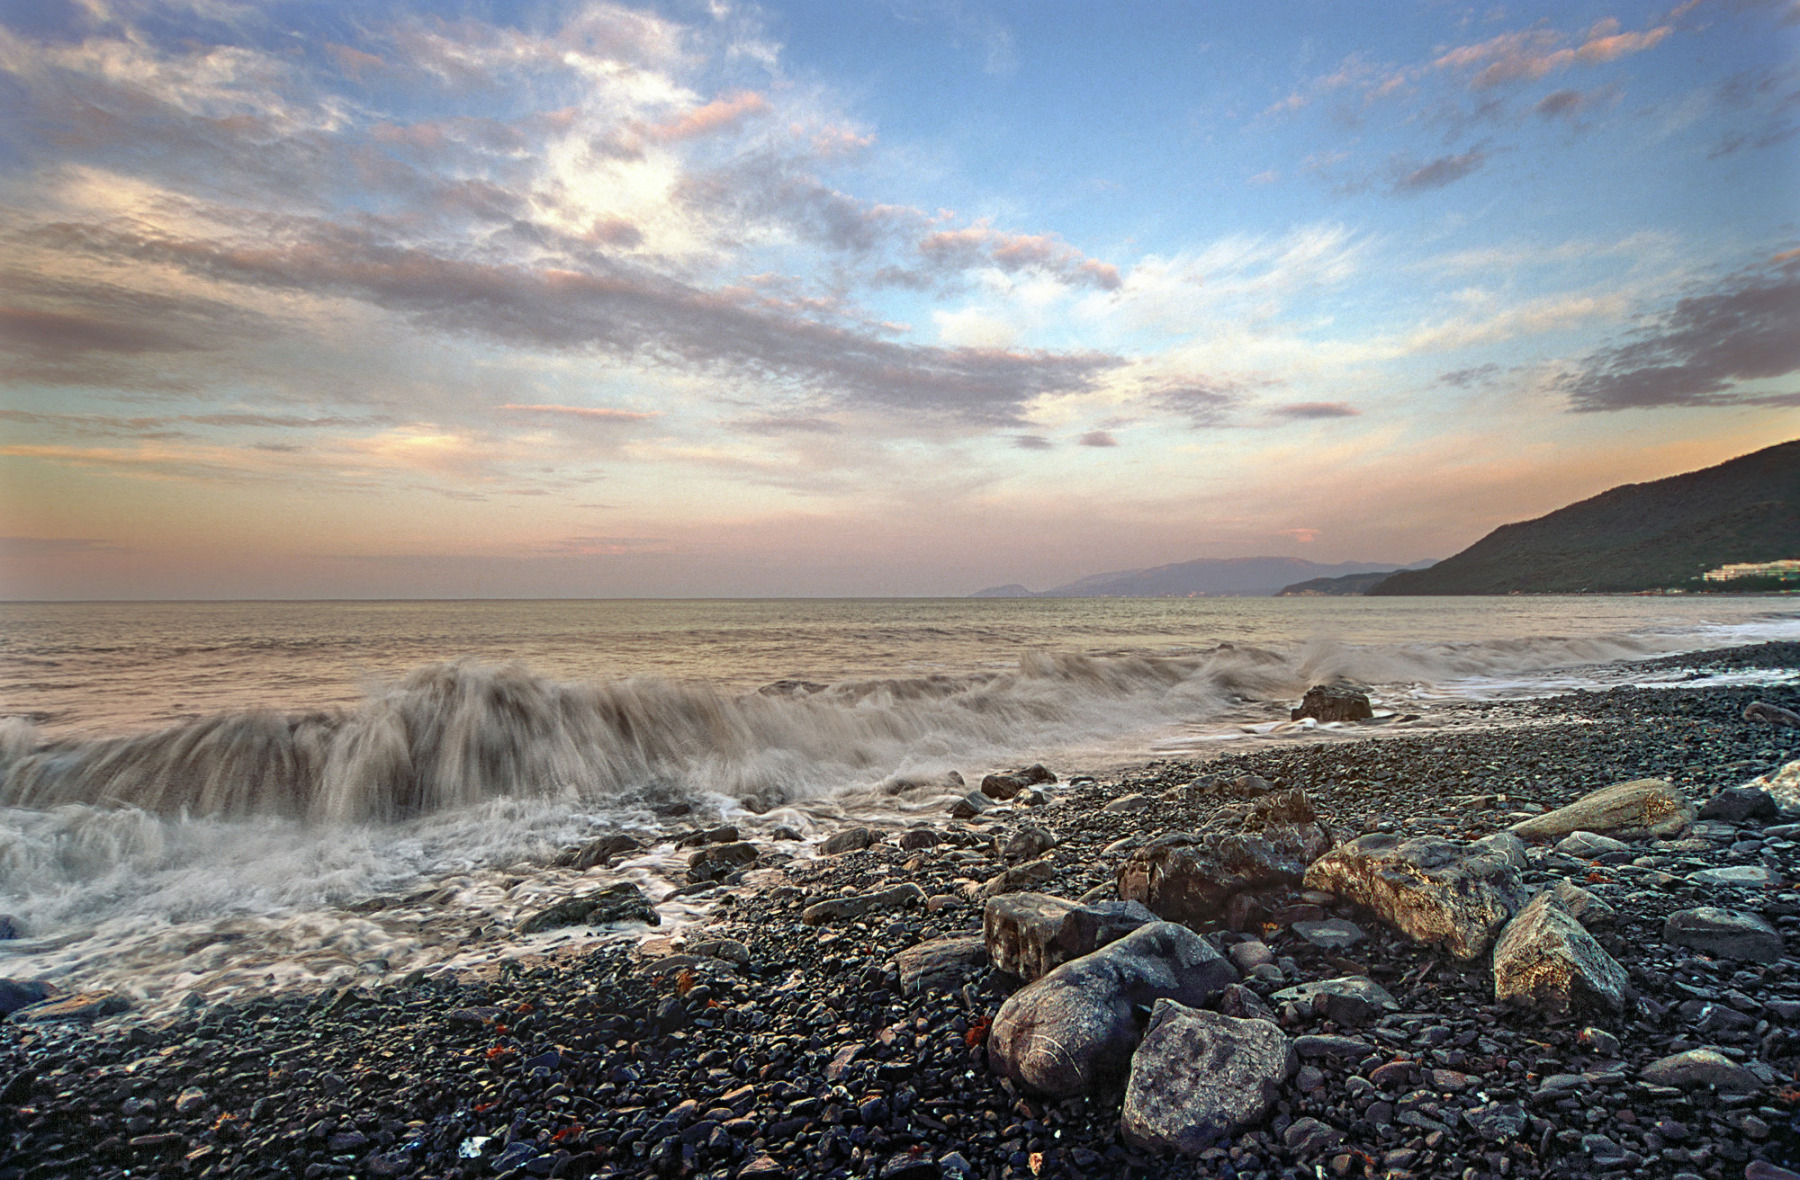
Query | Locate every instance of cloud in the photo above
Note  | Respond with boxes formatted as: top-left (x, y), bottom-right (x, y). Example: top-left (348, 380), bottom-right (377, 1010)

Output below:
top-left (1153, 381), bottom-right (1239, 426)
top-left (1271, 401), bottom-right (1359, 419)
top-left (0, 536), bottom-right (128, 556)
top-left (1563, 258), bottom-right (1800, 411)
top-left (498, 403), bottom-right (659, 421)
top-left (1077, 430), bottom-right (1117, 447)
top-left (1392, 148), bottom-right (1489, 192)
top-left (917, 223), bottom-right (1122, 290)
top-left (644, 91), bottom-right (769, 142)
top-left (1433, 18), bottom-right (1673, 90)
top-left (1439, 362), bottom-right (1503, 387)
top-left (1013, 434), bottom-right (1053, 450)
top-left (1535, 88), bottom-right (1600, 119)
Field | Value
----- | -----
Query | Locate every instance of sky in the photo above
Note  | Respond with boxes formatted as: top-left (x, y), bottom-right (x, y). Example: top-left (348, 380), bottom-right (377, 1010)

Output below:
top-left (0, 0), bottom-right (1796, 599)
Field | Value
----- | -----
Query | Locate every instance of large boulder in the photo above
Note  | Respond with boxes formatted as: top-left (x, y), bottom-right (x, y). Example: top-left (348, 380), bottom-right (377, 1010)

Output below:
top-left (987, 922), bottom-right (1238, 1098)
top-left (1491, 890), bottom-right (1630, 1018)
top-left (1507, 778), bottom-right (1694, 843)
top-left (1119, 1001), bottom-right (1293, 1154)
top-left (1117, 789), bottom-right (1333, 925)
top-left (984, 893), bottom-right (1157, 982)
top-left (1291, 683), bottom-right (1373, 723)
top-left (1663, 906), bottom-right (1785, 963)
top-left (1302, 833), bottom-right (1527, 960)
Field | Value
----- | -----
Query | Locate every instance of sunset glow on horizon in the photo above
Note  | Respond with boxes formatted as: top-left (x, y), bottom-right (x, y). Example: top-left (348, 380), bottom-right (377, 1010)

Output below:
top-left (2, 0), bottom-right (1796, 599)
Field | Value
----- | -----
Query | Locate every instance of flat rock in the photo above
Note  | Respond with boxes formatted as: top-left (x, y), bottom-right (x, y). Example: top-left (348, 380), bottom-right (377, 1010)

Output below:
top-left (1663, 906), bottom-right (1785, 962)
top-left (1302, 833), bottom-right (1526, 960)
top-left (1270, 976), bottom-right (1398, 1027)
top-left (1554, 830), bottom-right (1632, 859)
top-left (1291, 918), bottom-right (1364, 949)
top-left (983, 892), bottom-right (1156, 982)
top-left (1119, 1001), bottom-right (1293, 1154)
top-left (802, 883), bottom-right (926, 926)
top-left (1508, 778), bottom-right (1694, 843)
top-left (686, 841), bottom-right (760, 882)
top-left (1293, 1034), bottom-right (1369, 1060)
top-left (519, 881), bottom-right (660, 933)
top-left (1639, 1048), bottom-right (1763, 1093)
top-left (987, 921), bottom-right (1239, 1098)
top-left (1464, 1103), bottom-right (1529, 1143)
top-left (1103, 793), bottom-right (1152, 813)
top-left (1688, 865), bottom-right (1782, 888)
top-left (1492, 890), bottom-right (1630, 1017)
top-left (9, 990), bottom-right (129, 1023)
top-left (820, 827), bottom-right (877, 855)
top-left (896, 936), bottom-right (988, 995)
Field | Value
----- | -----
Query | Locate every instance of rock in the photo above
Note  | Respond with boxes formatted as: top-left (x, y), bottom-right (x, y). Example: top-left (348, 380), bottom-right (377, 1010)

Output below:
top-left (685, 936), bottom-right (751, 966)
top-left (1000, 826), bottom-right (1056, 862)
top-left (0, 915), bottom-right (22, 940)
top-left (739, 1154), bottom-right (785, 1179)
top-left (0, 980), bottom-right (53, 1017)
top-left (801, 883), bottom-right (926, 926)
top-left (1699, 785), bottom-right (1779, 823)
top-left (518, 881), bottom-right (659, 933)
top-left (1746, 701), bottom-right (1800, 727)
top-left (949, 792), bottom-right (992, 820)
top-left (1463, 1102), bottom-right (1528, 1143)
top-left (1293, 1034), bottom-right (1369, 1060)
top-left (174, 1087), bottom-right (207, 1115)
top-left (983, 858), bottom-right (1057, 899)
top-left (1270, 976), bottom-right (1398, 1027)
top-left (1292, 683), bottom-right (1374, 723)
top-left (983, 893), bottom-right (1157, 982)
top-left (1228, 940), bottom-right (1274, 971)
top-left (1103, 793), bottom-right (1152, 813)
top-left (981, 774), bottom-right (1024, 801)
top-left (1119, 805), bottom-right (1333, 926)
top-left (987, 921), bottom-right (1239, 1097)
top-left (1741, 759), bottom-right (1800, 817)
top-left (1508, 778), bottom-right (1694, 843)
top-left (1284, 1117), bottom-right (1346, 1155)
top-left (1544, 879), bottom-right (1615, 927)
top-left (1291, 918), bottom-right (1364, 949)
top-left (897, 828), bottom-right (941, 850)
top-left (1554, 830), bottom-right (1632, 859)
top-left (675, 824), bottom-right (740, 848)
top-left (1689, 865), bottom-right (1783, 888)
top-left (1118, 1001), bottom-right (1293, 1154)
top-left (820, 827), bottom-right (877, 855)
top-left (879, 1154), bottom-right (942, 1180)
top-left (686, 841), bottom-right (760, 882)
top-left (1639, 1048), bottom-right (1763, 1092)
top-left (1216, 983), bottom-right (1276, 1022)
top-left (554, 832), bottom-right (644, 870)
top-left (9, 990), bottom-right (128, 1022)
top-left (1491, 890), bottom-right (1630, 1017)
top-left (1663, 906), bottom-right (1785, 962)
top-left (1747, 1164), bottom-right (1800, 1180)
top-left (1302, 833), bottom-right (1527, 960)
top-left (896, 936), bottom-right (988, 994)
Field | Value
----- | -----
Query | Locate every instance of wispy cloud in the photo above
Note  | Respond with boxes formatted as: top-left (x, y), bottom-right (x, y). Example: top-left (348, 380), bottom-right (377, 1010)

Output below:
top-left (1392, 148), bottom-right (1489, 192)
top-left (1271, 401), bottom-right (1359, 419)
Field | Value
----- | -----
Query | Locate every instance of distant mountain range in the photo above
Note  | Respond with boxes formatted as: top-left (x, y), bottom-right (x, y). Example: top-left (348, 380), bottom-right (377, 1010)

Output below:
top-left (1276, 571), bottom-right (1403, 596)
top-left (972, 556), bottom-right (1434, 599)
top-left (1370, 439), bottom-right (1800, 595)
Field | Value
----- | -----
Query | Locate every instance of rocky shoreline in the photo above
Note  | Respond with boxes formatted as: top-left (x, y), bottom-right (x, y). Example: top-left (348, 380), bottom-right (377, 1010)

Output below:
top-left (4, 643), bottom-right (1800, 1180)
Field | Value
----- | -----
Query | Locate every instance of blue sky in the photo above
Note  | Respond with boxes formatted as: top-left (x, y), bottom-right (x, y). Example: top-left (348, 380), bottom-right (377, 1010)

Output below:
top-left (0, 0), bottom-right (1795, 597)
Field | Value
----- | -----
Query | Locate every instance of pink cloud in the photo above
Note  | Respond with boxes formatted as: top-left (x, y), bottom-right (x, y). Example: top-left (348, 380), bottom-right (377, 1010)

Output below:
top-left (647, 92), bottom-right (770, 142)
top-left (917, 223), bottom-right (1122, 290)
top-left (498, 404), bottom-right (659, 421)
top-left (1434, 19), bottom-right (1672, 90)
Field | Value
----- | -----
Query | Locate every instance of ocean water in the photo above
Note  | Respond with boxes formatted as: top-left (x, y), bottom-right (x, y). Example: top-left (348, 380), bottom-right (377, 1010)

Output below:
top-left (0, 595), bottom-right (1795, 1019)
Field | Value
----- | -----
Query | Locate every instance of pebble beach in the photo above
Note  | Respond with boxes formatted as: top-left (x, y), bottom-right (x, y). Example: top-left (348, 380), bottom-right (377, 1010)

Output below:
top-left (3, 641), bottom-right (1799, 1180)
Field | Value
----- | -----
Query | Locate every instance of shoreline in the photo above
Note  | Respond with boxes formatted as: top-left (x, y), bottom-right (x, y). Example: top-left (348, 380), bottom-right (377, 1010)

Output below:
top-left (1, 642), bottom-right (1797, 1180)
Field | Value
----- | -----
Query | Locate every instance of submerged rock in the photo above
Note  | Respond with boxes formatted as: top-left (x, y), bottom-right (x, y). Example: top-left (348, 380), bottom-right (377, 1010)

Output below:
top-left (518, 881), bottom-right (660, 933)
top-left (983, 892), bottom-right (1156, 982)
top-left (986, 921), bottom-right (1238, 1098)
top-left (553, 832), bottom-right (644, 870)
top-left (686, 841), bottom-right (760, 882)
top-left (1302, 833), bottom-right (1526, 960)
top-left (1119, 1001), bottom-right (1293, 1154)
top-left (1291, 683), bottom-right (1373, 723)
top-left (1508, 778), bottom-right (1694, 843)
top-left (1491, 890), bottom-right (1630, 1017)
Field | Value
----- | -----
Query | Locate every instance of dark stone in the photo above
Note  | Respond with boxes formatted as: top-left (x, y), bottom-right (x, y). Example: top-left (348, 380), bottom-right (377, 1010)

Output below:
top-left (1292, 683), bottom-right (1373, 723)
top-left (519, 882), bottom-right (660, 933)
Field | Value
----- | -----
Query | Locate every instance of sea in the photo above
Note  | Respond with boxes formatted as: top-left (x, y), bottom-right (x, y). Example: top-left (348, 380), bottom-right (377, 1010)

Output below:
top-left (1, 595), bottom-right (1796, 1020)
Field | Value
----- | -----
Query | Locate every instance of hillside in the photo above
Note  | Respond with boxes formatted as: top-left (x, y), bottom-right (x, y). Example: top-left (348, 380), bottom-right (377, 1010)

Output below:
top-left (1277, 570), bottom-right (1404, 596)
top-left (1369, 440), bottom-right (1800, 595)
top-left (973, 556), bottom-right (1424, 598)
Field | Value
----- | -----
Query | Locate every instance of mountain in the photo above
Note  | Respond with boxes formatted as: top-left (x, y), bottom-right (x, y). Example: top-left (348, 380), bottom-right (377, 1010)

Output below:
top-left (1277, 570), bottom-right (1405, 596)
top-left (972, 556), bottom-right (1429, 598)
top-left (1369, 440), bottom-right (1800, 595)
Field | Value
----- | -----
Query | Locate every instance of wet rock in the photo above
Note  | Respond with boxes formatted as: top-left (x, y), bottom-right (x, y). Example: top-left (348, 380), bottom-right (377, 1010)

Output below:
top-left (981, 773), bottom-right (1024, 801)
top-left (553, 832), bottom-right (645, 869)
top-left (987, 921), bottom-right (1239, 1097)
top-left (1699, 785), bottom-right (1779, 823)
top-left (820, 827), bottom-right (877, 855)
top-left (897, 827), bottom-right (942, 850)
top-left (1119, 1000), bottom-right (1293, 1154)
top-left (984, 893), bottom-right (1157, 982)
top-left (1270, 976), bottom-right (1398, 1027)
top-left (519, 881), bottom-right (659, 933)
top-left (1292, 683), bottom-right (1373, 723)
top-left (1639, 1048), bottom-right (1763, 1092)
top-left (674, 824), bottom-right (740, 848)
top-left (982, 858), bottom-right (1056, 898)
top-left (0, 915), bottom-right (22, 940)
top-left (801, 883), bottom-right (926, 926)
top-left (9, 990), bottom-right (128, 1022)
top-left (1302, 833), bottom-right (1527, 960)
top-left (949, 792), bottom-right (993, 820)
top-left (896, 935), bottom-right (988, 994)
top-left (1663, 906), bottom-right (1785, 962)
top-left (686, 841), bottom-right (760, 882)
top-left (0, 980), bottom-right (52, 1017)
top-left (1491, 890), bottom-right (1630, 1017)
top-left (1508, 778), bottom-right (1694, 843)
